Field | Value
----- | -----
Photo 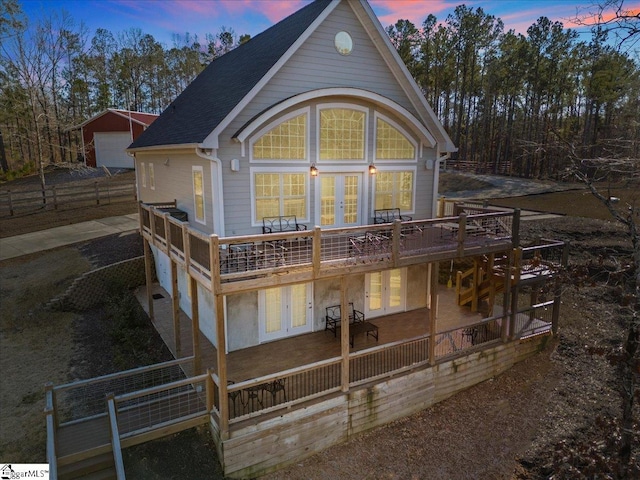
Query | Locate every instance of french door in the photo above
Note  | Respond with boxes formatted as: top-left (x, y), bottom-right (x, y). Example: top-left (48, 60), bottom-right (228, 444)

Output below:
top-left (259, 284), bottom-right (312, 342)
top-left (365, 268), bottom-right (406, 318)
top-left (317, 173), bottom-right (361, 228)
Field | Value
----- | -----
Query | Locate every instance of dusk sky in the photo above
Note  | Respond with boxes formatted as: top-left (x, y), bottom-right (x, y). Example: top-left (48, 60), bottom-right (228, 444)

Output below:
top-left (20, 0), bottom-right (639, 47)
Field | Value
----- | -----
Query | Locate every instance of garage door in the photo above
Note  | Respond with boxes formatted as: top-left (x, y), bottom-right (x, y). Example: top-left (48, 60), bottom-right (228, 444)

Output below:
top-left (94, 132), bottom-right (134, 169)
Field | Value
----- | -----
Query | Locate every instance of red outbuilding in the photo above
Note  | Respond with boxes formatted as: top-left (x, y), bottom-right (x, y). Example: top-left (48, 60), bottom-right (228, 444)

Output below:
top-left (77, 109), bottom-right (158, 168)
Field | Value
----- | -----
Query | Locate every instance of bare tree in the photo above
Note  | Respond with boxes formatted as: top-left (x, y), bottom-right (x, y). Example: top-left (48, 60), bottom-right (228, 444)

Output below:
top-left (572, 0), bottom-right (640, 50)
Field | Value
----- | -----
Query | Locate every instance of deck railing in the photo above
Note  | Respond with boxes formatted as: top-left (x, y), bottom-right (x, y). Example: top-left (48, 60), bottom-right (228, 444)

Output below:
top-left (224, 358), bottom-right (342, 421)
top-left (349, 335), bottom-right (430, 385)
top-left (114, 373), bottom-right (210, 438)
top-left (44, 384), bottom-right (58, 480)
top-left (519, 240), bottom-right (567, 277)
top-left (52, 356), bottom-right (193, 426)
top-left (140, 203), bottom-right (517, 292)
top-left (433, 316), bottom-right (503, 359)
top-left (107, 395), bottom-right (126, 479)
top-left (513, 300), bottom-right (553, 338)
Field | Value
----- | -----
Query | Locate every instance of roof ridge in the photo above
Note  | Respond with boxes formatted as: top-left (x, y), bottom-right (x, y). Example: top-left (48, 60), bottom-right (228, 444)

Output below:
top-left (130, 0), bottom-right (333, 150)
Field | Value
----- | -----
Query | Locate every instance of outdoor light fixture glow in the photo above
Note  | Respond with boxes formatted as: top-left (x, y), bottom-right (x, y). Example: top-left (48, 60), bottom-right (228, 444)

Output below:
top-left (369, 163), bottom-right (377, 175)
top-left (310, 163), bottom-right (318, 176)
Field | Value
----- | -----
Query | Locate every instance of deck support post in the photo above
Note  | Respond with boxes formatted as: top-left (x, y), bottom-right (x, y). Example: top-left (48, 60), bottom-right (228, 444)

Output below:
top-left (340, 276), bottom-right (349, 393)
top-left (529, 287), bottom-right (539, 322)
top-left (457, 213), bottom-right (467, 257)
top-left (501, 250), bottom-right (512, 342)
top-left (551, 276), bottom-right (562, 335)
top-left (215, 294), bottom-right (230, 439)
top-left (170, 260), bottom-right (181, 356)
top-left (428, 262), bottom-right (438, 364)
top-left (509, 248), bottom-right (522, 340)
top-left (143, 237), bottom-right (154, 320)
top-left (190, 275), bottom-right (201, 375)
top-left (312, 227), bottom-right (321, 278)
top-left (512, 209), bottom-right (521, 248)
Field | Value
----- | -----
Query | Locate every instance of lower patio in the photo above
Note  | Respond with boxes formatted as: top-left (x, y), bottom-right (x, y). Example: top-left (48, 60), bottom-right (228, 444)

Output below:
top-left (135, 284), bottom-right (489, 383)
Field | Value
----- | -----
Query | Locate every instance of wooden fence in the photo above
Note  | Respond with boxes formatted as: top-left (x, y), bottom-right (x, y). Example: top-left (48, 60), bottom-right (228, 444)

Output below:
top-left (0, 178), bottom-right (135, 217)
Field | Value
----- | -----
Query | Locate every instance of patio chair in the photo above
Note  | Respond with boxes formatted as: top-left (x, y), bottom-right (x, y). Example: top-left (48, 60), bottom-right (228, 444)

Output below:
top-left (325, 302), bottom-right (365, 337)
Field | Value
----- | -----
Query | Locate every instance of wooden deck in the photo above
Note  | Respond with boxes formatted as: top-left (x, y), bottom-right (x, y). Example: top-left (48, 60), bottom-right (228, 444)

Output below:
top-left (136, 284), bottom-right (484, 381)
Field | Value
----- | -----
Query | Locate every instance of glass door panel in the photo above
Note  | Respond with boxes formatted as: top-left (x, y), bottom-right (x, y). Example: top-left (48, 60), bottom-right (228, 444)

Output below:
top-left (259, 284), bottom-right (312, 342)
top-left (365, 268), bottom-right (406, 318)
top-left (320, 176), bottom-right (336, 226)
top-left (317, 173), bottom-right (361, 228)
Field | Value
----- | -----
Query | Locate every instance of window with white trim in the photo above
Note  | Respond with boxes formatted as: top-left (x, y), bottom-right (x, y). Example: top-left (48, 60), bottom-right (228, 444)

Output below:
top-left (319, 108), bottom-right (366, 160)
top-left (374, 170), bottom-right (414, 211)
top-left (376, 117), bottom-right (415, 160)
top-left (253, 172), bottom-right (306, 222)
top-left (149, 163), bottom-right (155, 190)
top-left (252, 113), bottom-right (307, 160)
top-left (140, 162), bottom-right (146, 188)
top-left (192, 166), bottom-right (205, 224)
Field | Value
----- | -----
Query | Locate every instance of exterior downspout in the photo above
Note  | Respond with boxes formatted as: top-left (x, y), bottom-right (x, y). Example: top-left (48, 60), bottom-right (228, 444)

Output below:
top-left (432, 148), bottom-right (450, 218)
top-left (195, 147), bottom-right (225, 237)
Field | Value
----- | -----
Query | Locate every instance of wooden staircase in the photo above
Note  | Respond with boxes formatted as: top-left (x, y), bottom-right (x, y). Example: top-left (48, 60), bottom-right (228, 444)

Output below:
top-left (456, 253), bottom-right (511, 315)
top-left (58, 452), bottom-right (116, 479)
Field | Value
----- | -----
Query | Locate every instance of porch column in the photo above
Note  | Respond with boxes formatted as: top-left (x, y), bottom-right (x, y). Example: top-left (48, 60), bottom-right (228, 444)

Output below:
top-left (170, 260), bottom-right (181, 356)
top-left (215, 293), bottom-right (230, 440)
top-left (428, 262), bottom-right (438, 365)
top-left (143, 238), bottom-right (154, 320)
top-left (190, 275), bottom-right (201, 375)
top-left (340, 276), bottom-right (349, 393)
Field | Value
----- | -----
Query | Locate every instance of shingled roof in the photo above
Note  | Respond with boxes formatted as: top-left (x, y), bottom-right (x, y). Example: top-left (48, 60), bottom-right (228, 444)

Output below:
top-left (130, 0), bottom-right (332, 149)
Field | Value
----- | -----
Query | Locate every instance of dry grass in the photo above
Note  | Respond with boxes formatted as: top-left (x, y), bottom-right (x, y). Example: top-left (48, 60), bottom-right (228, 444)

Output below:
top-left (489, 186), bottom-right (638, 220)
top-left (0, 248), bottom-right (91, 461)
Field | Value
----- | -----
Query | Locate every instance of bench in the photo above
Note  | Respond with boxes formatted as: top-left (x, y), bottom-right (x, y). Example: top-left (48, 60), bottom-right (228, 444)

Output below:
top-left (325, 303), bottom-right (379, 347)
top-left (373, 208), bottom-right (412, 224)
top-left (262, 215), bottom-right (307, 234)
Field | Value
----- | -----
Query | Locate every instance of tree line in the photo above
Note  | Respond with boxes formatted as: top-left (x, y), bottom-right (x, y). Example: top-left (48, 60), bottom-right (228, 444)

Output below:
top-left (386, 3), bottom-right (639, 178)
top-left (0, 0), bottom-right (247, 173)
top-left (1, 0), bottom-right (638, 179)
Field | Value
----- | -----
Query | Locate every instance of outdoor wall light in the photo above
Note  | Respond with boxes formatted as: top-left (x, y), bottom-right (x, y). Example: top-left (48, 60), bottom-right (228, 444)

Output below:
top-left (369, 163), bottom-right (377, 175)
top-left (310, 163), bottom-right (319, 176)
top-left (425, 159), bottom-right (434, 170)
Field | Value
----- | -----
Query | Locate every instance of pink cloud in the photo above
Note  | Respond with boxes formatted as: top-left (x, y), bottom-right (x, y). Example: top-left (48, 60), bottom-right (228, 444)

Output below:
top-left (223, 0), bottom-right (306, 23)
top-left (371, 0), bottom-right (456, 27)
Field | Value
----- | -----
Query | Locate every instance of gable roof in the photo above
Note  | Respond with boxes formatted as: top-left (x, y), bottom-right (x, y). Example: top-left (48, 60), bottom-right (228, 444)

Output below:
top-left (129, 0), bottom-right (333, 150)
top-left (129, 0), bottom-right (455, 153)
top-left (73, 109), bottom-right (158, 130)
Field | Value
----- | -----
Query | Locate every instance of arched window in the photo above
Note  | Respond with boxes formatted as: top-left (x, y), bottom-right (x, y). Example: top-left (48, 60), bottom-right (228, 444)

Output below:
top-left (252, 113), bottom-right (307, 160)
top-left (319, 108), bottom-right (366, 160)
top-left (376, 117), bottom-right (415, 160)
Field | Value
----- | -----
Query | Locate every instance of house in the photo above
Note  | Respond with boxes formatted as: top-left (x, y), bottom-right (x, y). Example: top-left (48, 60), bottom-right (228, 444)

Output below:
top-left (74, 109), bottom-right (158, 169)
top-left (43, 1), bottom-right (566, 478)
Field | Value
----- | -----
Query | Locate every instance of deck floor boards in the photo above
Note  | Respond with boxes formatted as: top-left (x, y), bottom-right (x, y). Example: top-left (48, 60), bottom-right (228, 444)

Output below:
top-left (136, 286), bottom-right (483, 380)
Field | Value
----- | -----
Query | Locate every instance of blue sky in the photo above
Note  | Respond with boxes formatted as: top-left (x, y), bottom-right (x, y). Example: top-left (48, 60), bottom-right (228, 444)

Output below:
top-left (20, 0), bottom-right (639, 47)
